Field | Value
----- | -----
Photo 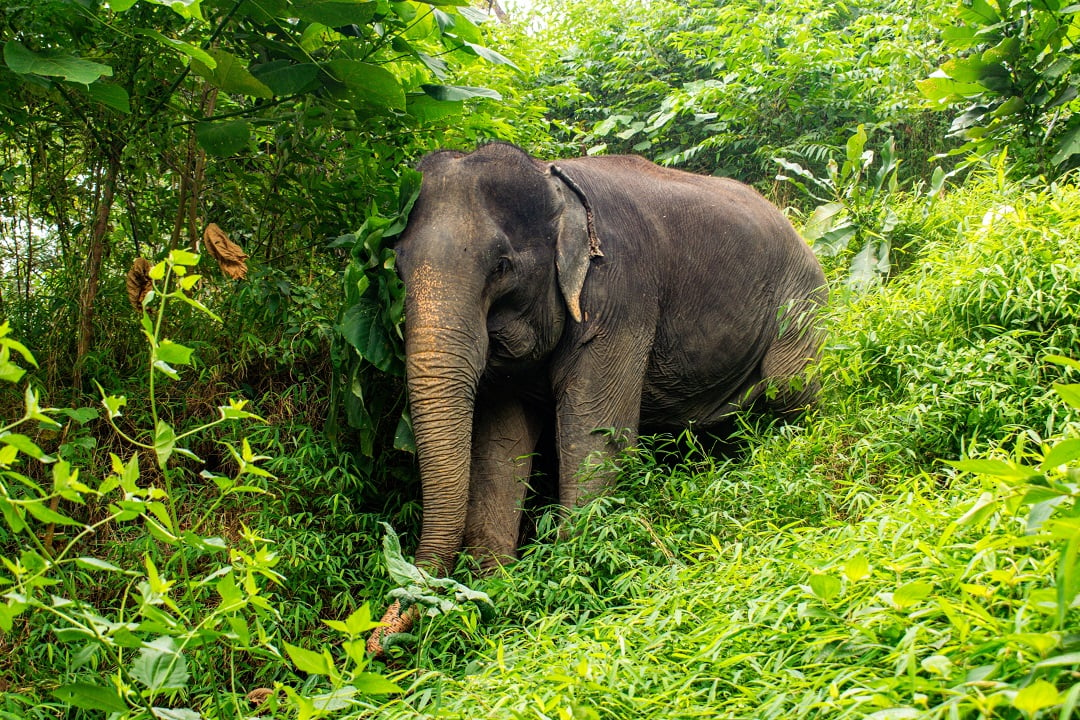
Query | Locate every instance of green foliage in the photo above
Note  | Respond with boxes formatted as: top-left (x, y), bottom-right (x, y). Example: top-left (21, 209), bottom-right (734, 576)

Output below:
top-left (920, 0), bottom-right (1080, 176)
top-left (520, 0), bottom-right (950, 186)
top-left (778, 124), bottom-right (936, 292)
top-left (0, 252), bottom-right (402, 717)
top-left (8, 0), bottom-right (1080, 717)
top-left (334, 172), bottom-right (420, 460)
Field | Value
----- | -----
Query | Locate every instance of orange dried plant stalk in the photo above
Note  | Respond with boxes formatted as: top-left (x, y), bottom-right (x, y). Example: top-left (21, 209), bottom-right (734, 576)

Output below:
top-left (366, 600), bottom-right (420, 656)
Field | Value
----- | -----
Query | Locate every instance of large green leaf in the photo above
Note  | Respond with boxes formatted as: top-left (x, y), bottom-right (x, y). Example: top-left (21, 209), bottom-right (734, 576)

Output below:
top-left (917, 72), bottom-right (984, 103)
top-left (285, 642), bottom-right (335, 676)
top-left (131, 637), bottom-right (189, 692)
top-left (340, 299), bottom-right (394, 371)
top-left (461, 41), bottom-right (520, 71)
top-left (191, 49), bottom-right (272, 99)
top-left (420, 83), bottom-right (501, 101)
top-left (407, 94), bottom-right (463, 123)
top-left (154, 419), bottom-right (177, 468)
top-left (51, 683), bottom-right (128, 713)
top-left (85, 83), bottom-right (131, 113)
top-left (3, 41), bottom-right (112, 84)
top-left (352, 673), bottom-right (404, 695)
top-left (1052, 123), bottom-right (1080, 165)
top-left (294, 0), bottom-right (377, 27)
top-left (251, 61), bottom-right (319, 96)
top-left (195, 120), bottom-right (251, 157)
top-left (326, 60), bottom-right (405, 110)
top-left (138, 29), bottom-right (216, 69)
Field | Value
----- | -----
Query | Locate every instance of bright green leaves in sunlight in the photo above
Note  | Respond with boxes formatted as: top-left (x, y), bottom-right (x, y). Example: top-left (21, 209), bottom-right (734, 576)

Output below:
top-left (327, 60), bottom-right (406, 111)
top-left (921, 0), bottom-right (1080, 175)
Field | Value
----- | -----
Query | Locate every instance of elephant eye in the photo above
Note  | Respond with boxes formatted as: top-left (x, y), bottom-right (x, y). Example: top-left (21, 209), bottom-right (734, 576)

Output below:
top-left (493, 256), bottom-right (512, 277)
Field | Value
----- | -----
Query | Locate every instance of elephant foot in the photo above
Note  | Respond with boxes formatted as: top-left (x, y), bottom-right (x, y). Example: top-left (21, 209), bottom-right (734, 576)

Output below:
top-left (367, 600), bottom-right (420, 656)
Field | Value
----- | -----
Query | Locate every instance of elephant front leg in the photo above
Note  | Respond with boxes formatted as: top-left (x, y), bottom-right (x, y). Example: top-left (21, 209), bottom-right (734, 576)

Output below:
top-left (464, 391), bottom-right (543, 573)
top-left (554, 341), bottom-right (648, 509)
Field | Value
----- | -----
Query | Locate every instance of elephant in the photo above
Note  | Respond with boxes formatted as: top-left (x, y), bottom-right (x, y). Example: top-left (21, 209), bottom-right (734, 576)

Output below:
top-left (367, 142), bottom-right (826, 653)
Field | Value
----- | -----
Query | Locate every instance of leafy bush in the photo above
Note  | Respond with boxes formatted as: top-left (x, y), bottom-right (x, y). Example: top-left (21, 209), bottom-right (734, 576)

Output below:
top-left (920, 0), bottom-right (1080, 177)
top-left (0, 252), bottom-right (402, 718)
top-left (520, 0), bottom-right (951, 187)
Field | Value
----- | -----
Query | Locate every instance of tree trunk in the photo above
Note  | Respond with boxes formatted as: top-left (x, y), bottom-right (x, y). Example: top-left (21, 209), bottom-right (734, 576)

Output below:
top-left (73, 146), bottom-right (122, 391)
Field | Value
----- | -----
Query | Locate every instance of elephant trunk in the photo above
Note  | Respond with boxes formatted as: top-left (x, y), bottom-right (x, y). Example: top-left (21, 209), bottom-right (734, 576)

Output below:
top-left (369, 273), bottom-right (486, 655)
top-left (406, 322), bottom-right (484, 573)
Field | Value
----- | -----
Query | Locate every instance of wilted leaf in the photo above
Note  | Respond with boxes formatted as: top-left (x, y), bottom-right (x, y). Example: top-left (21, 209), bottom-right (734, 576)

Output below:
top-left (127, 258), bottom-right (153, 310)
top-left (203, 223), bottom-right (249, 280)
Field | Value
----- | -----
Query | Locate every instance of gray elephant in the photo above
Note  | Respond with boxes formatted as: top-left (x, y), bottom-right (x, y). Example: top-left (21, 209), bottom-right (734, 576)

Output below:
top-left (368, 142), bottom-right (825, 651)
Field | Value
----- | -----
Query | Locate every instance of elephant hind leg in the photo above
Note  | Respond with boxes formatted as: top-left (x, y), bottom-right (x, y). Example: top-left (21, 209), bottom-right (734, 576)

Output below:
top-left (758, 299), bottom-right (824, 416)
top-left (464, 392), bottom-right (543, 574)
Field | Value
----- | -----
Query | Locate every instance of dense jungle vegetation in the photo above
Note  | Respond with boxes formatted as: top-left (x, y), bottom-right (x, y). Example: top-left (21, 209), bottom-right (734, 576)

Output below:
top-left (3, 0), bottom-right (1080, 716)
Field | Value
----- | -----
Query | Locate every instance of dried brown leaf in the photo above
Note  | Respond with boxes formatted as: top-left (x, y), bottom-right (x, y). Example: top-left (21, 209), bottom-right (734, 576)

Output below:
top-left (246, 687), bottom-right (275, 706)
top-left (203, 223), bottom-right (249, 280)
top-left (126, 257), bottom-right (152, 310)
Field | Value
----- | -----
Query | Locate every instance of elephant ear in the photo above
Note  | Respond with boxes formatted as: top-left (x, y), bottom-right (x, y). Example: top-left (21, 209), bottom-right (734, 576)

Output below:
top-left (550, 164), bottom-right (603, 323)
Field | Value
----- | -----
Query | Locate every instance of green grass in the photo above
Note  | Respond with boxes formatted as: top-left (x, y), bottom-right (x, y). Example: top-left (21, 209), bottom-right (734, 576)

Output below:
top-left (361, 172), bottom-right (1080, 719)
